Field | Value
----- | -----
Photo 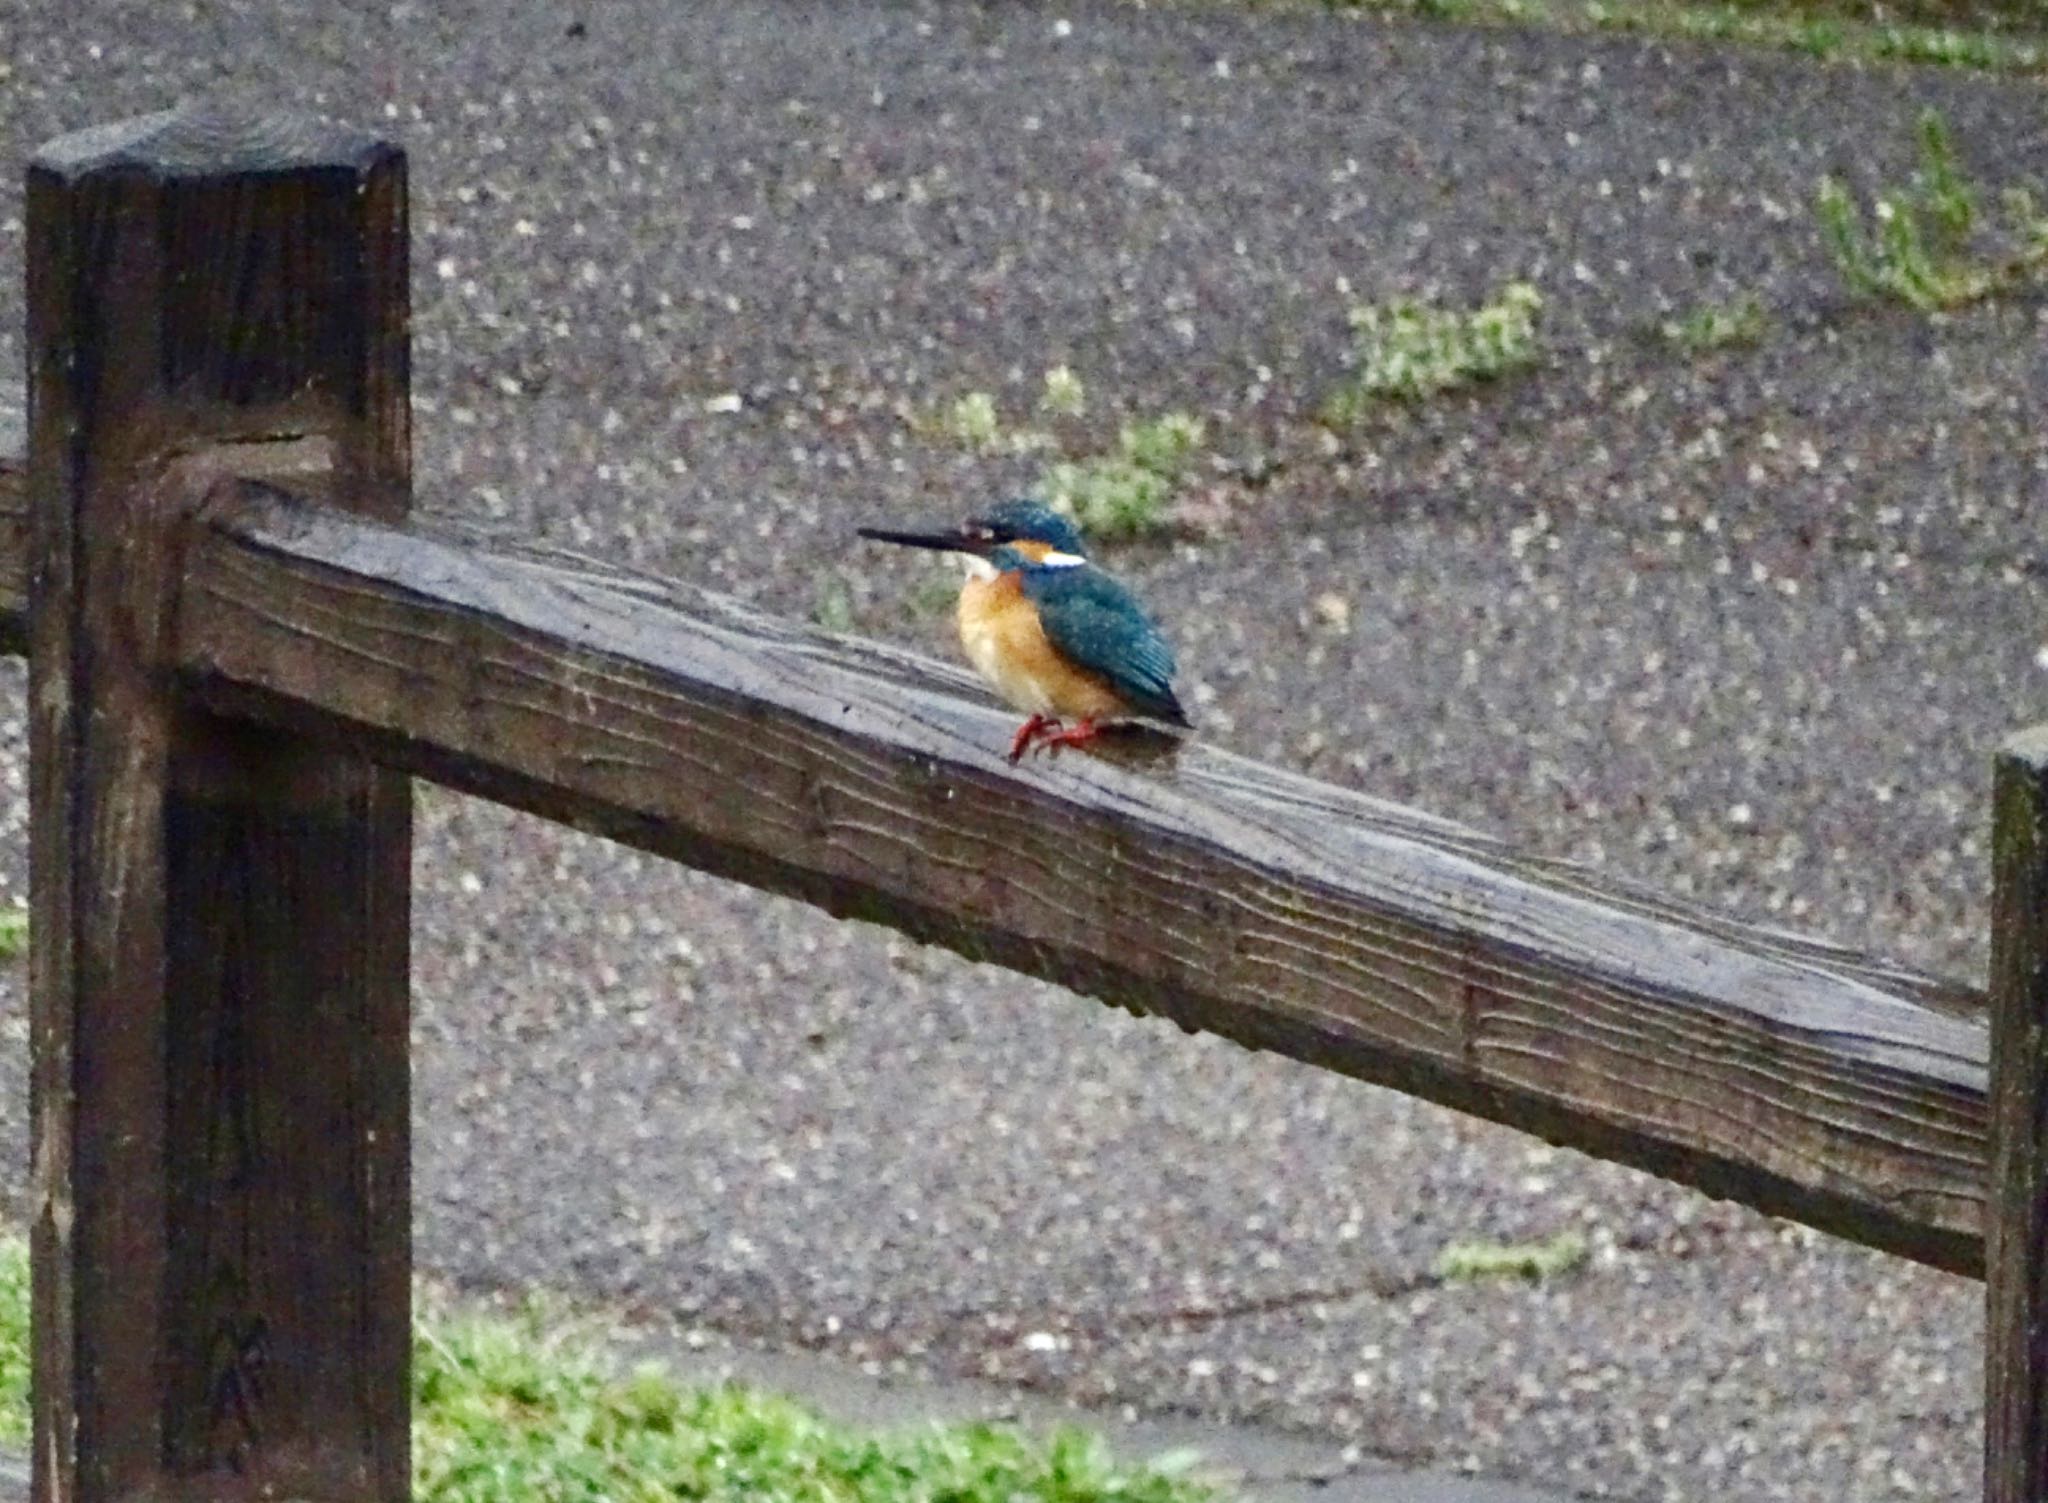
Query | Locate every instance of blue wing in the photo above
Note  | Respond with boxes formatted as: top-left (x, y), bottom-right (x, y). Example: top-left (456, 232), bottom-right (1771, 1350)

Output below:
top-left (1016, 564), bottom-right (1189, 726)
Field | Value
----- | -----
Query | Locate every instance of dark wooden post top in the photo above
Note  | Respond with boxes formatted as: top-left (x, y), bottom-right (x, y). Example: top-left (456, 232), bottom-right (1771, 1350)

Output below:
top-left (27, 103), bottom-right (413, 1503)
top-left (28, 103), bottom-right (409, 514)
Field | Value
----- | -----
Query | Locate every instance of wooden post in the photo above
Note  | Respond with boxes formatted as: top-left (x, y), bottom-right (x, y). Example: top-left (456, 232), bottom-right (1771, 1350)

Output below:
top-left (1988, 725), bottom-right (2048, 1501)
top-left (26, 108), bottom-right (412, 1503)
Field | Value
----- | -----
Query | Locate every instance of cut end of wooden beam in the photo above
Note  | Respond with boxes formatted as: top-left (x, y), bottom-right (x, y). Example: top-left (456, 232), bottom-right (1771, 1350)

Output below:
top-left (33, 103), bottom-right (392, 179)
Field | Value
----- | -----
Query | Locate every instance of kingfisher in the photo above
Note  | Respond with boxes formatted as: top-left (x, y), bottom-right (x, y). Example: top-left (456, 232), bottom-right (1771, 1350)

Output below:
top-left (858, 499), bottom-right (1190, 762)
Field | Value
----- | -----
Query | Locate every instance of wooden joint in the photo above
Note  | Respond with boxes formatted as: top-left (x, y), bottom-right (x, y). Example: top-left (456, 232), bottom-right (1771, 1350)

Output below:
top-left (101, 444), bottom-right (335, 687)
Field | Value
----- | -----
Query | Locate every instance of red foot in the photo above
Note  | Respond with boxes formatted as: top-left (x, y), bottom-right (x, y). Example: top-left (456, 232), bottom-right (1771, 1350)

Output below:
top-left (1039, 718), bottom-right (1101, 755)
top-left (1008, 714), bottom-right (1054, 763)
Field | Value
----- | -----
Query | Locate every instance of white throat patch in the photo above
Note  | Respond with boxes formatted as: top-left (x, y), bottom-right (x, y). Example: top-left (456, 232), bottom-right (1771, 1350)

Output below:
top-left (960, 548), bottom-right (1085, 580)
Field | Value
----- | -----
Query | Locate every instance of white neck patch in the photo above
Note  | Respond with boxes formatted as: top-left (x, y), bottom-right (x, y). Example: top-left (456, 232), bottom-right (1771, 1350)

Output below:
top-left (1037, 550), bottom-right (1087, 569)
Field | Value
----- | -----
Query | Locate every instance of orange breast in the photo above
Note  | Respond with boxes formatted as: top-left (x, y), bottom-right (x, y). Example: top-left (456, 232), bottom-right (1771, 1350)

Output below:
top-left (957, 573), bottom-right (1127, 722)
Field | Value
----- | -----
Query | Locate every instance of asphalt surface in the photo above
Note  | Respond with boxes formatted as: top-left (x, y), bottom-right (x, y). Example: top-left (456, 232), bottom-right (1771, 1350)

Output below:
top-left (550, 1293), bottom-right (1581, 1503)
top-left (2, 3), bottom-right (2046, 1500)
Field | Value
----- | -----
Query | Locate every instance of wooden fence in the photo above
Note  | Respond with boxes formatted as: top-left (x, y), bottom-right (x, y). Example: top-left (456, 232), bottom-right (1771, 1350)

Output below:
top-left (2, 104), bottom-right (2044, 1503)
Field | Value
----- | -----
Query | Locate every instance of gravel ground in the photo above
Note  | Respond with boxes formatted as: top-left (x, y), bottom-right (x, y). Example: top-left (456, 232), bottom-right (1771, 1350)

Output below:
top-left (3, 3), bottom-right (2046, 1500)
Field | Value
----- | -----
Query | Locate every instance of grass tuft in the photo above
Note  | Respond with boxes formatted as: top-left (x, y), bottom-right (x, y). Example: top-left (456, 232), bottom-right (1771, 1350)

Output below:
top-left (0, 1242), bottom-right (24, 1444)
top-left (904, 573), bottom-right (962, 620)
top-left (1323, 281), bottom-right (1543, 422)
top-left (1433, 1233), bottom-right (1589, 1284)
top-left (914, 374), bottom-right (1211, 541)
top-left (1314, 0), bottom-right (2046, 75)
top-left (1040, 365), bottom-right (1088, 418)
top-left (942, 391), bottom-right (1005, 454)
top-left (1661, 294), bottom-right (1769, 353)
top-left (1042, 412), bottom-right (1207, 539)
top-left (1816, 109), bottom-right (2048, 311)
top-left (810, 577), bottom-right (857, 633)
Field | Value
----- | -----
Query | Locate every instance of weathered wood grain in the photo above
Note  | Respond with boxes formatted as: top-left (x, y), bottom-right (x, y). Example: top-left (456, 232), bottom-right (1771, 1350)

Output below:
top-left (27, 107), bottom-right (411, 1503)
top-left (179, 485), bottom-right (1992, 1276)
top-left (1987, 726), bottom-right (2048, 1499)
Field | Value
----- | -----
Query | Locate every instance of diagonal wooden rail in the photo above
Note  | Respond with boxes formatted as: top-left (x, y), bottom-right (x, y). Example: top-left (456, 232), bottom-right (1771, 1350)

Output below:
top-left (1, 453), bottom-right (1995, 1274)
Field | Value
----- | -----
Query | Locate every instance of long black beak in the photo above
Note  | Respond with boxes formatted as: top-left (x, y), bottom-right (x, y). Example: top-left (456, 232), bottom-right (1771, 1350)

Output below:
top-left (856, 524), bottom-right (991, 554)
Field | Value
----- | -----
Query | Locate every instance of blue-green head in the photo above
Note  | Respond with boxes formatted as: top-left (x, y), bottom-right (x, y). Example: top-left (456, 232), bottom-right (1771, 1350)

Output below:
top-left (972, 499), bottom-right (1086, 558)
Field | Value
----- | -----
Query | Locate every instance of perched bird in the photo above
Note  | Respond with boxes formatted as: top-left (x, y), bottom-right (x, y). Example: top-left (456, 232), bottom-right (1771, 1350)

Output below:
top-left (858, 499), bottom-right (1190, 762)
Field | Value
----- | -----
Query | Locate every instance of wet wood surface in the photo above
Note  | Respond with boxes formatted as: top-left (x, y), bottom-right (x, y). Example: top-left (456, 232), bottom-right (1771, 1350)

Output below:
top-left (173, 481), bottom-right (1991, 1277)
